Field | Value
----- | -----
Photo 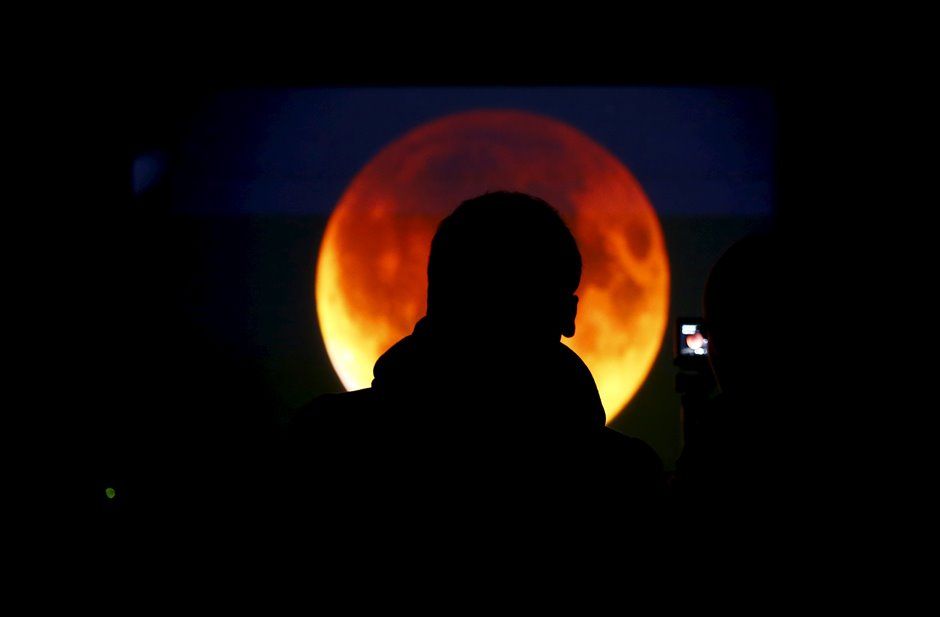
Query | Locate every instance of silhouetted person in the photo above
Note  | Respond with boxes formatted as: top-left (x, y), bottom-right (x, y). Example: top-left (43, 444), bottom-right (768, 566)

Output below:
top-left (676, 232), bottom-right (792, 502)
top-left (286, 192), bottom-right (662, 536)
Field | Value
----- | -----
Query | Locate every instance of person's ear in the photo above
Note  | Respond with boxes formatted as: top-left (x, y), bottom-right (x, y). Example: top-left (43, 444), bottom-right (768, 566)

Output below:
top-left (560, 294), bottom-right (578, 338)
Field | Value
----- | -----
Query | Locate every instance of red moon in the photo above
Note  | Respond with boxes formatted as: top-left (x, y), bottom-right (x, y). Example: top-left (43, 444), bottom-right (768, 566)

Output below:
top-left (316, 110), bottom-right (669, 423)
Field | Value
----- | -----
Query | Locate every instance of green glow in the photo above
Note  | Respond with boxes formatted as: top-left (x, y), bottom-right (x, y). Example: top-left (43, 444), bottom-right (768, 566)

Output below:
top-left (105, 487), bottom-right (116, 499)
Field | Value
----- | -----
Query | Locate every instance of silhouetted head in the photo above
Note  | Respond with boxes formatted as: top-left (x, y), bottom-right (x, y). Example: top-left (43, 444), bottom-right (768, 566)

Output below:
top-left (704, 233), bottom-right (783, 397)
top-left (426, 192), bottom-right (581, 359)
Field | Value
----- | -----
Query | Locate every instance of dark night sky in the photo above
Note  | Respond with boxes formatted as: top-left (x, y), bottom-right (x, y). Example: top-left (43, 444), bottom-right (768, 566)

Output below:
top-left (140, 87), bottom-right (776, 219)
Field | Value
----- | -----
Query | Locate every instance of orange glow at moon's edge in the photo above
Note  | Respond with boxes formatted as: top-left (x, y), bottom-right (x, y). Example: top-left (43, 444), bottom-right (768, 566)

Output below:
top-left (316, 110), bottom-right (669, 423)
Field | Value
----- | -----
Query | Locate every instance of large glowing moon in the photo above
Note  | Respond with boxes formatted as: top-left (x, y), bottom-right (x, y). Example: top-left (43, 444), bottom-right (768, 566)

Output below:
top-left (316, 110), bottom-right (669, 422)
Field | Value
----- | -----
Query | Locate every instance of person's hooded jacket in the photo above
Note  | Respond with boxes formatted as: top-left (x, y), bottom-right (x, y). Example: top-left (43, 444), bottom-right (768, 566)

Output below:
top-left (286, 317), bottom-right (663, 531)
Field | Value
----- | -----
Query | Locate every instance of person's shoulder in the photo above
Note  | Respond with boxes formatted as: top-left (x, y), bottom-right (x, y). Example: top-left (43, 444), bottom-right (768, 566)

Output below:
top-left (597, 427), bottom-right (663, 474)
top-left (291, 388), bottom-right (376, 432)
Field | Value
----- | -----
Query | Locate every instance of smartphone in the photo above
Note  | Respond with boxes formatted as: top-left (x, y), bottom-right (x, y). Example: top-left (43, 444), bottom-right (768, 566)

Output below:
top-left (675, 317), bottom-right (708, 358)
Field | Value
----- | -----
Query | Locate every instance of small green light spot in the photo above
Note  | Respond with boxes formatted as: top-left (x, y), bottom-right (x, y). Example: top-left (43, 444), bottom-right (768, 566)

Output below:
top-left (105, 487), bottom-right (116, 499)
